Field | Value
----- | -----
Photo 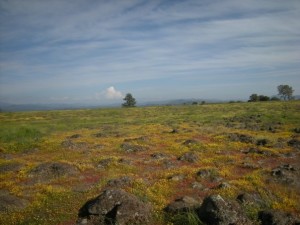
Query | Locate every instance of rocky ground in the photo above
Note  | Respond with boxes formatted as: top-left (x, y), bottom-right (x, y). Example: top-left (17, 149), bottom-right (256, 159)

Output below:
top-left (0, 102), bottom-right (299, 224)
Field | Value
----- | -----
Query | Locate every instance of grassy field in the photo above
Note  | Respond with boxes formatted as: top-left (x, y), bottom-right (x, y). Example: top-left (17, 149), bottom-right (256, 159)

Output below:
top-left (0, 101), bottom-right (300, 224)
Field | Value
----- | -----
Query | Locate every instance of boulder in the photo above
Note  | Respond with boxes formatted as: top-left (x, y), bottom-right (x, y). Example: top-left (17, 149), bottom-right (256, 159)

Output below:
top-left (164, 196), bottom-right (200, 214)
top-left (69, 134), bottom-right (81, 139)
top-left (61, 140), bottom-right (88, 150)
top-left (29, 162), bottom-right (79, 182)
top-left (258, 210), bottom-right (300, 225)
top-left (107, 176), bottom-right (132, 188)
top-left (97, 158), bottom-right (113, 169)
top-left (228, 133), bottom-right (254, 144)
top-left (288, 139), bottom-right (300, 150)
top-left (182, 139), bottom-right (198, 146)
top-left (197, 195), bottom-right (250, 225)
top-left (121, 143), bottom-right (148, 152)
top-left (168, 174), bottom-right (185, 181)
top-left (178, 152), bottom-right (199, 163)
top-left (151, 153), bottom-right (169, 160)
top-left (77, 188), bottom-right (152, 225)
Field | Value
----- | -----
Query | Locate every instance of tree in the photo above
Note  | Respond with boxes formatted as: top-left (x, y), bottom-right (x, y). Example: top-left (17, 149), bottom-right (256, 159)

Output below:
top-left (122, 93), bottom-right (136, 107)
top-left (258, 95), bottom-right (270, 101)
top-left (277, 85), bottom-right (294, 100)
top-left (249, 94), bottom-right (259, 102)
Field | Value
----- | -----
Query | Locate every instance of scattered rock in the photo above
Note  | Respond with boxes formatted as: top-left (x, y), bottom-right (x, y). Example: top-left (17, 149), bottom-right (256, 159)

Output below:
top-left (107, 176), bottom-right (132, 188)
top-left (22, 148), bottom-right (39, 154)
top-left (93, 132), bottom-right (105, 138)
top-left (118, 158), bottom-right (132, 165)
top-left (256, 138), bottom-right (271, 147)
top-left (197, 195), bottom-right (250, 225)
top-left (182, 139), bottom-right (198, 146)
top-left (241, 161), bottom-right (260, 169)
top-left (69, 134), bottom-right (81, 139)
top-left (0, 190), bottom-right (28, 212)
top-left (271, 164), bottom-right (298, 185)
top-left (97, 158), bottom-right (113, 169)
top-left (168, 174), bottom-right (185, 181)
top-left (236, 193), bottom-right (264, 206)
top-left (243, 147), bottom-right (265, 155)
top-left (191, 182), bottom-right (204, 190)
top-left (217, 182), bottom-right (231, 189)
top-left (170, 129), bottom-right (179, 134)
top-left (123, 136), bottom-right (149, 143)
top-left (61, 140), bottom-right (88, 150)
top-left (228, 133), bottom-right (254, 143)
top-left (163, 160), bottom-right (175, 169)
top-left (0, 162), bottom-right (22, 173)
top-left (93, 144), bottom-right (105, 149)
top-left (164, 196), bottom-right (200, 214)
top-left (178, 152), bottom-right (199, 163)
top-left (293, 128), bottom-right (300, 134)
top-left (29, 162), bottom-right (79, 182)
top-left (288, 139), bottom-right (300, 150)
top-left (77, 188), bottom-right (152, 225)
top-left (121, 143), bottom-right (149, 152)
top-left (196, 168), bottom-right (218, 180)
top-left (258, 210), bottom-right (300, 225)
top-left (151, 153), bottom-right (169, 160)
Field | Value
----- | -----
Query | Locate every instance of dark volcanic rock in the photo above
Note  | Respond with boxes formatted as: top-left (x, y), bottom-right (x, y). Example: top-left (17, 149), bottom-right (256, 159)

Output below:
top-left (168, 174), bottom-right (186, 181)
top-left (182, 139), bottom-right (198, 146)
top-left (271, 164), bottom-right (299, 186)
top-left (178, 152), bottom-right (199, 163)
top-left (61, 140), bottom-right (88, 150)
top-left (288, 139), bottom-right (300, 150)
top-left (107, 176), bottom-right (132, 188)
top-left (236, 193), bottom-right (264, 206)
top-left (170, 129), bottom-right (179, 134)
top-left (97, 158), bottom-right (113, 169)
top-left (197, 195), bottom-right (250, 225)
top-left (228, 133), bottom-right (254, 143)
top-left (29, 162), bottom-right (79, 182)
top-left (259, 210), bottom-right (300, 225)
top-left (121, 143), bottom-right (148, 152)
top-left (196, 168), bottom-right (219, 180)
top-left (151, 152), bottom-right (169, 160)
top-left (164, 196), bottom-right (200, 214)
top-left (256, 138), bottom-right (271, 147)
top-left (243, 147), bottom-right (265, 155)
top-left (0, 162), bottom-right (22, 173)
top-left (69, 134), bottom-right (81, 139)
top-left (77, 188), bottom-right (152, 225)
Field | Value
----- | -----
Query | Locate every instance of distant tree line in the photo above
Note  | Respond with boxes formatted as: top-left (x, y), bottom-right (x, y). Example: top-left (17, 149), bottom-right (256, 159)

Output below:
top-left (248, 84), bottom-right (294, 102)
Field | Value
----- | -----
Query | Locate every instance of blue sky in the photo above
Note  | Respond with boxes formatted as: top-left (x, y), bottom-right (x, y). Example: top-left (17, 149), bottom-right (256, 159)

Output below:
top-left (0, 0), bottom-right (299, 105)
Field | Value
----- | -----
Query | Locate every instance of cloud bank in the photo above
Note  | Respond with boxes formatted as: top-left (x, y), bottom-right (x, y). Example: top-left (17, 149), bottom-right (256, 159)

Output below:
top-left (104, 86), bottom-right (123, 100)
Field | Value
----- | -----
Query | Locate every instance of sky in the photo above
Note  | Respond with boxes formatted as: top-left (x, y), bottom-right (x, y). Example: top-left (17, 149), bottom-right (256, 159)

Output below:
top-left (0, 0), bottom-right (300, 105)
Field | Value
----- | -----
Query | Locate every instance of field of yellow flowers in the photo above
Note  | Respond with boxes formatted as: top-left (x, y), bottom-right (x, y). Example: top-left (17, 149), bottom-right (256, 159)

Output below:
top-left (0, 101), bottom-right (299, 224)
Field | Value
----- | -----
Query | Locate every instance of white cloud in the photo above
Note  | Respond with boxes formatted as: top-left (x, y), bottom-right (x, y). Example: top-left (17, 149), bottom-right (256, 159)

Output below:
top-left (103, 86), bottom-right (123, 100)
